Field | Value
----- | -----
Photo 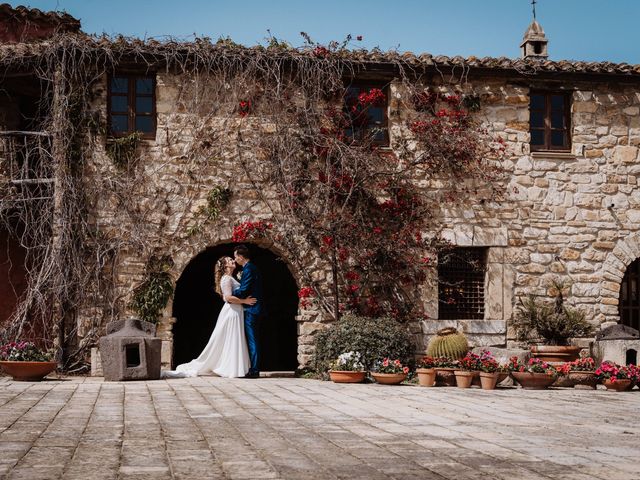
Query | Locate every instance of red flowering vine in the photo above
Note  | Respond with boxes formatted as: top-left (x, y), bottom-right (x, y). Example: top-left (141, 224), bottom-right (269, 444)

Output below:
top-left (231, 220), bottom-right (272, 242)
top-left (238, 100), bottom-right (251, 117)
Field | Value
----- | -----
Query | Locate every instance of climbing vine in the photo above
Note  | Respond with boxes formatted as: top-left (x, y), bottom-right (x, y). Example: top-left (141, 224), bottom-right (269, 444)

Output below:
top-left (130, 255), bottom-right (175, 324)
top-left (0, 30), bottom-right (507, 370)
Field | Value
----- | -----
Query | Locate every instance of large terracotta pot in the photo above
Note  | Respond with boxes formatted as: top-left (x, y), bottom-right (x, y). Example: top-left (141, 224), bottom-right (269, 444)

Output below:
top-left (0, 361), bottom-right (57, 381)
top-left (511, 371), bottom-right (556, 390)
top-left (603, 379), bottom-right (631, 392)
top-left (567, 371), bottom-right (598, 390)
top-left (454, 370), bottom-right (477, 388)
top-left (530, 345), bottom-right (581, 363)
top-left (416, 368), bottom-right (436, 387)
top-left (371, 372), bottom-right (407, 385)
top-left (479, 371), bottom-right (499, 390)
top-left (328, 370), bottom-right (366, 383)
top-left (434, 367), bottom-right (457, 386)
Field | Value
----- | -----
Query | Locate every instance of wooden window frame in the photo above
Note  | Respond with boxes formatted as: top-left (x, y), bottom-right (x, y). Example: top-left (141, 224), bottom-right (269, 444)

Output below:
top-left (437, 247), bottom-right (487, 320)
top-left (107, 74), bottom-right (157, 140)
top-left (343, 81), bottom-right (390, 147)
top-left (620, 259), bottom-right (640, 332)
top-left (529, 91), bottom-right (571, 152)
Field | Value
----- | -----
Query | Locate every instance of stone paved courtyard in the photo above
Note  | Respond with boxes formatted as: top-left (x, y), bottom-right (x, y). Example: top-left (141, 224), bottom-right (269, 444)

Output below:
top-left (0, 377), bottom-right (639, 480)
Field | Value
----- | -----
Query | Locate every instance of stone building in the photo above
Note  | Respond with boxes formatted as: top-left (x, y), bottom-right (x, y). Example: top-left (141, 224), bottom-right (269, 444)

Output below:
top-left (1, 5), bottom-right (640, 371)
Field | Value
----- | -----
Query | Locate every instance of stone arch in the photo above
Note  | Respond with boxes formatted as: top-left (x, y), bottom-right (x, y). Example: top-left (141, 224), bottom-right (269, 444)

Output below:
top-left (162, 236), bottom-right (303, 371)
top-left (601, 232), bottom-right (640, 325)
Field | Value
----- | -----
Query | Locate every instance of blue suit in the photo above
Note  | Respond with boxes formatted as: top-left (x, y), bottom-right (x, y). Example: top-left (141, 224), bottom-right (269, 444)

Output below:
top-left (233, 261), bottom-right (264, 374)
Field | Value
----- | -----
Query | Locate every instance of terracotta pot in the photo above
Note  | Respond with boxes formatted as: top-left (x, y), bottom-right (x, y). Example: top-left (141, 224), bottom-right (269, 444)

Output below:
top-left (454, 370), bottom-right (477, 388)
top-left (434, 367), bottom-right (457, 386)
top-left (328, 370), bottom-right (366, 383)
top-left (567, 371), bottom-right (598, 390)
top-left (371, 372), bottom-right (407, 385)
top-left (416, 368), bottom-right (436, 387)
top-left (0, 361), bottom-right (57, 381)
top-left (530, 345), bottom-right (581, 363)
top-left (511, 371), bottom-right (556, 390)
top-left (479, 371), bottom-right (499, 390)
top-left (603, 378), bottom-right (632, 392)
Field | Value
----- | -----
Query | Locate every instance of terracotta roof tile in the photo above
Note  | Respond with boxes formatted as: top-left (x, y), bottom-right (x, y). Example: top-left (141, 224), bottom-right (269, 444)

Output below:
top-left (0, 34), bottom-right (637, 78)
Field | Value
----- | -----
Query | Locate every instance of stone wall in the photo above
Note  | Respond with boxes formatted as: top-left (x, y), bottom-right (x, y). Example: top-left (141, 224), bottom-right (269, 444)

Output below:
top-left (82, 71), bottom-right (640, 368)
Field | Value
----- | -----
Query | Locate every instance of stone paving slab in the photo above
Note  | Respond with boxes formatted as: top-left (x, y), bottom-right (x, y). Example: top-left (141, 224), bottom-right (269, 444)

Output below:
top-left (0, 377), bottom-right (639, 479)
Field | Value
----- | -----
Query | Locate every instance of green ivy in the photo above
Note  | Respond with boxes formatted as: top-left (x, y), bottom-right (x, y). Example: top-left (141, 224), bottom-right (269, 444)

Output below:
top-left (203, 186), bottom-right (232, 220)
top-left (106, 131), bottom-right (141, 169)
top-left (187, 186), bottom-right (232, 237)
top-left (130, 255), bottom-right (174, 324)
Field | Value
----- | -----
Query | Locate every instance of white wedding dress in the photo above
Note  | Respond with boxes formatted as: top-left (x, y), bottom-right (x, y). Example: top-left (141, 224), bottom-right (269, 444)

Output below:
top-left (162, 275), bottom-right (250, 378)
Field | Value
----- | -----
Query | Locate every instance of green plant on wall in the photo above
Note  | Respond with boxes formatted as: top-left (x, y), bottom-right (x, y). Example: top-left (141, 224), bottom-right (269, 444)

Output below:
top-left (187, 185), bottom-right (232, 237)
top-left (130, 255), bottom-right (174, 324)
top-left (203, 185), bottom-right (232, 220)
top-left (106, 131), bottom-right (141, 169)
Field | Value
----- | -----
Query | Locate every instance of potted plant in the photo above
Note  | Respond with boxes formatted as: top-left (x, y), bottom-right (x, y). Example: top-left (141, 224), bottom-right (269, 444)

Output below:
top-left (557, 357), bottom-right (598, 389)
top-left (477, 350), bottom-right (501, 390)
top-left (427, 328), bottom-right (468, 387)
top-left (415, 356), bottom-right (436, 387)
top-left (0, 341), bottom-right (57, 381)
top-left (426, 327), bottom-right (469, 359)
top-left (595, 361), bottom-right (632, 391)
top-left (508, 356), bottom-right (557, 390)
top-left (432, 357), bottom-right (459, 386)
top-left (513, 280), bottom-right (593, 364)
top-left (370, 358), bottom-right (409, 385)
top-left (328, 351), bottom-right (366, 383)
top-left (454, 352), bottom-right (481, 388)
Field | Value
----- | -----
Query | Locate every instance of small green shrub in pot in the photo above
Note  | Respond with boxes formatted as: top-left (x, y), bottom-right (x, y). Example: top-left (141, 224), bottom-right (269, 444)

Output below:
top-left (312, 315), bottom-right (413, 374)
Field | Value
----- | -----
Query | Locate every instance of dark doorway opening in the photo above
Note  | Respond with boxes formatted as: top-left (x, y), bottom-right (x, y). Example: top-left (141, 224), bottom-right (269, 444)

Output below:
top-left (620, 258), bottom-right (640, 331)
top-left (171, 243), bottom-right (299, 371)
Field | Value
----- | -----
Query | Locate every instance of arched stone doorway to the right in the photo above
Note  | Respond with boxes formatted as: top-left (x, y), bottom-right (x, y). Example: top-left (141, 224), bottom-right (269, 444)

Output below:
top-left (620, 258), bottom-right (640, 331)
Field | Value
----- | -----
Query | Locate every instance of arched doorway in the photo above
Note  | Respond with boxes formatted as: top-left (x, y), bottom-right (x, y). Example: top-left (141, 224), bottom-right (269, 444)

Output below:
top-left (620, 258), bottom-right (640, 331)
top-left (171, 243), bottom-right (299, 371)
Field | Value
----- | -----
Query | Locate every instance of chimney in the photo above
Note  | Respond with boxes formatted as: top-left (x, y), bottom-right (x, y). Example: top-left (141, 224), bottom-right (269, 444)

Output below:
top-left (0, 3), bottom-right (81, 43)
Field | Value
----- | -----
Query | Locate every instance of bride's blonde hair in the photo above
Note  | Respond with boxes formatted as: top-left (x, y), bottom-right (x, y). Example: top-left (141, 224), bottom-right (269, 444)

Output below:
top-left (214, 256), bottom-right (234, 296)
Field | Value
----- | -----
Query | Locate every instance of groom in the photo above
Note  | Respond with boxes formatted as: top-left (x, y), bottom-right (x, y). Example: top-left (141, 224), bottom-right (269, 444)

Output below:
top-left (233, 244), bottom-right (264, 378)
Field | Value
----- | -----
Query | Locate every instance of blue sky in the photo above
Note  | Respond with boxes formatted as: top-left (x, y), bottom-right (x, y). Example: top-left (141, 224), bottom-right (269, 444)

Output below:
top-left (10, 0), bottom-right (640, 64)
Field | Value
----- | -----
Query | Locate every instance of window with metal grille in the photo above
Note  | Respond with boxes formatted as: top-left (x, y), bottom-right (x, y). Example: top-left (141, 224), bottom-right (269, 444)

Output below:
top-left (438, 247), bottom-right (486, 320)
top-left (620, 259), bottom-right (640, 331)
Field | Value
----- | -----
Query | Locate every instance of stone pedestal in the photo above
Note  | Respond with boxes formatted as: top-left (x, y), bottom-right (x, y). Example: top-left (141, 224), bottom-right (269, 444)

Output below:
top-left (593, 324), bottom-right (640, 365)
top-left (98, 318), bottom-right (162, 381)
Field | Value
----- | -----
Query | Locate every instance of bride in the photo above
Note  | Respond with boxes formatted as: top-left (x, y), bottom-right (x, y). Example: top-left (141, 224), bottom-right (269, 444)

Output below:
top-left (162, 256), bottom-right (255, 378)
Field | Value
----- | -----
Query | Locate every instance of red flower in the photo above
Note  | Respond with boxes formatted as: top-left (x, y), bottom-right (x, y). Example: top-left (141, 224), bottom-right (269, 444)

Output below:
top-left (232, 221), bottom-right (272, 242)
top-left (322, 235), bottom-right (334, 247)
top-left (358, 88), bottom-right (386, 108)
top-left (238, 100), bottom-right (251, 117)
top-left (345, 271), bottom-right (360, 281)
top-left (312, 46), bottom-right (329, 58)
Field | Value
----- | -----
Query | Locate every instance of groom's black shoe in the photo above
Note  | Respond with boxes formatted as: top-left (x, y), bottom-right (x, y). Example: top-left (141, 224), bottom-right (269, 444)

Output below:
top-left (244, 371), bottom-right (260, 379)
